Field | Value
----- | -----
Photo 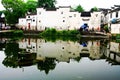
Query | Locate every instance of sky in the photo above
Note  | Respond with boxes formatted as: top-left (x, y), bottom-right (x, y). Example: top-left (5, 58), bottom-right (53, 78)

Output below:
top-left (0, 0), bottom-right (120, 11)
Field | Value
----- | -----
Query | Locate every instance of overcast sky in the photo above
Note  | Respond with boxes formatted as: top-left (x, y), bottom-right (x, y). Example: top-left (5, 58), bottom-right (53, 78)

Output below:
top-left (0, 0), bottom-right (120, 11)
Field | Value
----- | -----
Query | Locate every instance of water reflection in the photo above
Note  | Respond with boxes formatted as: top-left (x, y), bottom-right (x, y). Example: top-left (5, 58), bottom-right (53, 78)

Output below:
top-left (1, 37), bottom-right (120, 75)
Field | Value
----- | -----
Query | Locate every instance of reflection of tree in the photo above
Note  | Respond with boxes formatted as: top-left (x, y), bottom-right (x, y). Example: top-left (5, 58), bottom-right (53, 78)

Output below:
top-left (2, 42), bottom-right (19, 68)
top-left (73, 56), bottom-right (81, 62)
top-left (4, 42), bottom-right (19, 57)
top-left (37, 58), bottom-right (56, 74)
top-left (2, 57), bottom-right (19, 68)
top-left (18, 53), bottom-right (37, 68)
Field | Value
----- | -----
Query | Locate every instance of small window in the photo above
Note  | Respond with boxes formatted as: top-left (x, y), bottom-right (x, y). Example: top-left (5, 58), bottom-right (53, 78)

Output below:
top-left (28, 16), bottom-right (30, 18)
top-left (74, 14), bottom-right (76, 17)
top-left (116, 11), bottom-right (118, 18)
top-left (39, 12), bottom-right (41, 15)
top-left (110, 13), bottom-right (112, 18)
top-left (69, 16), bottom-right (72, 18)
top-left (95, 14), bottom-right (98, 17)
top-left (61, 12), bottom-right (63, 14)
top-left (63, 20), bottom-right (65, 22)
top-left (33, 19), bottom-right (35, 22)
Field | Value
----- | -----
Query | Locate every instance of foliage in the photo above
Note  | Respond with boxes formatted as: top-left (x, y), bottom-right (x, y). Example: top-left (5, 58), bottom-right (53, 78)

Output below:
top-left (40, 28), bottom-right (79, 36)
top-left (37, 0), bottom-right (56, 8)
top-left (37, 58), bottom-right (56, 74)
top-left (39, 28), bottom-right (79, 42)
top-left (90, 7), bottom-right (99, 12)
top-left (2, 0), bottom-right (26, 24)
top-left (2, 0), bottom-right (37, 25)
top-left (104, 25), bottom-right (109, 33)
top-left (74, 4), bottom-right (84, 12)
top-left (0, 30), bottom-right (24, 37)
top-left (116, 34), bottom-right (120, 40)
top-left (25, 0), bottom-right (37, 13)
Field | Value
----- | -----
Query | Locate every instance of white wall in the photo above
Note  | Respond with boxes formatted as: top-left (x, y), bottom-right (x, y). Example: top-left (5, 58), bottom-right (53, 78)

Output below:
top-left (110, 24), bottom-right (120, 34)
top-left (18, 6), bottom-right (103, 31)
top-left (18, 18), bottom-right (26, 29)
top-left (110, 42), bottom-right (120, 53)
top-left (26, 15), bottom-right (37, 30)
top-left (79, 12), bottom-right (102, 31)
top-left (90, 12), bottom-right (101, 31)
top-left (107, 9), bottom-right (120, 34)
top-left (37, 7), bottom-right (82, 31)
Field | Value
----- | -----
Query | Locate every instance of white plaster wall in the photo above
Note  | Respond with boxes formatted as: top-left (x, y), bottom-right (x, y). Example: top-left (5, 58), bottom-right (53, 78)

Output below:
top-left (18, 7), bottom-right (103, 31)
top-left (110, 42), bottom-right (120, 53)
top-left (111, 24), bottom-right (120, 34)
top-left (90, 12), bottom-right (101, 30)
top-left (26, 15), bottom-right (37, 30)
top-left (18, 18), bottom-right (26, 29)
top-left (36, 7), bottom-right (80, 31)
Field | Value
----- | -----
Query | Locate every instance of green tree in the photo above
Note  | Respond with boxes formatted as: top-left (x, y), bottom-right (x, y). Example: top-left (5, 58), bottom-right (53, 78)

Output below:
top-left (74, 5), bottom-right (84, 12)
top-left (90, 7), bottom-right (99, 12)
top-left (2, 0), bottom-right (37, 25)
top-left (38, 0), bottom-right (56, 8)
top-left (2, 0), bottom-right (26, 25)
top-left (25, 0), bottom-right (37, 13)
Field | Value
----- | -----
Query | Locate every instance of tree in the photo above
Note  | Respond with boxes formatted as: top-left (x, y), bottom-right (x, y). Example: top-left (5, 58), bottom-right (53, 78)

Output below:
top-left (2, 0), bottom-right (37, 25)
top-left (2, 0), bottom-right (26, 25)
top-left (38, 0), bottom-right (56, 8)
top-left (90, 7), bottom-right (99, 12)
top-left (25, 0), bottom-right (37, 13)
top-left (74, 5), bottom-right (85, 12)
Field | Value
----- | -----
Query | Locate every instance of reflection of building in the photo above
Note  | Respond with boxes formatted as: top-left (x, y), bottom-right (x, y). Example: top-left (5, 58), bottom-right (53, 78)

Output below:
top-left (104, 42), bottom-right (120, 65)
top-left (110, 42), bottom-right (120, 53)
top-left (37, 41), bottom-right (81, 62)
top-left (18, 38), bottom-right (105, 62)
top-left (18, 38), bottom-right (37, 53)
top-left (79, 41), bottom-right (102, 59)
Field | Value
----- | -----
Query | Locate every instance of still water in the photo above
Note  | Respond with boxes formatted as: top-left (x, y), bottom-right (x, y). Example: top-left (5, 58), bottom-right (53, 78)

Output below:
top-left (0, 37), bottom-right (120, 80)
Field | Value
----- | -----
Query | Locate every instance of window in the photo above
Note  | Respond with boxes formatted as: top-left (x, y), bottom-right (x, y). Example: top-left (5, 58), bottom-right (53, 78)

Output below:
top-left (116, 11), bottom-right (118, 18)
top-left (63, 20), bottom-right (65, 22)
top-left (110, 13), bottom-right (112, 18)
top-left (74, 14), bottom-right (76, 17)
top-left (33, 19), bottom-right (35, 22)
top-left (95, 14), bottom-right (98, 17)
top-left (28, 16), bottom-right (30, 18)
top-left (39, 12), bottom-right (41, 15)
top-left (61, 12), bottom-right (63, 14)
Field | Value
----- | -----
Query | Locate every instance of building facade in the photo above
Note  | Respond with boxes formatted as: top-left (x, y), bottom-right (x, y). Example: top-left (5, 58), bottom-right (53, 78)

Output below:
top-left (107, 6), bottom-right (120, 34)
top-left (18, 6), bottom-right (104, 31)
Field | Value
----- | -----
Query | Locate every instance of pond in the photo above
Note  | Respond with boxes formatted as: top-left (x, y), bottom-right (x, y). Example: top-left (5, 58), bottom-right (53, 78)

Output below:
top-left (0, 37), bottom-right (120, 80)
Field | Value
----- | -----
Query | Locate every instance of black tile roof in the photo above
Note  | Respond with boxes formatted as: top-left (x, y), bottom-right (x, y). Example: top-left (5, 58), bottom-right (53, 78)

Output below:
top-left (81, 12), bottom-right (91, 17)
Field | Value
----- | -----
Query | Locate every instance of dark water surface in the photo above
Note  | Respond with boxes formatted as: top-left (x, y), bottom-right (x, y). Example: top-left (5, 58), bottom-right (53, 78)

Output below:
top-left (0, 38), bottom-right (120, 80)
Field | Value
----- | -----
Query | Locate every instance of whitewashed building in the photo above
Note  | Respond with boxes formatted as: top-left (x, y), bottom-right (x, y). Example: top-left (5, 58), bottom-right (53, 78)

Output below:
top-left (18, 38), bottom-right (104, 62)
top-left (36, 6), bottom-right (80, 31)
top-left (18, 18), bottom-right (26, 29)
top-left (18, 6), bottom-right (104, 31)
top-left (18, 14), bottom-right (37, 30)
top-left (79, 11), bottom-right (104, 31)
top-left (107, 6), bottom-right (120, 34)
